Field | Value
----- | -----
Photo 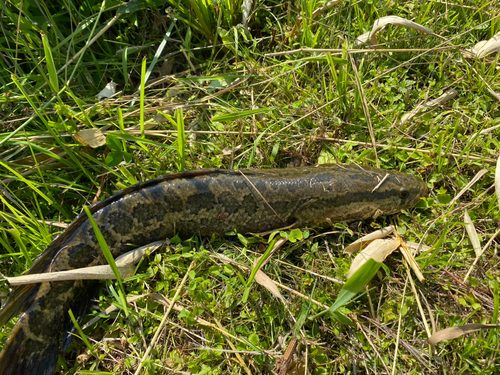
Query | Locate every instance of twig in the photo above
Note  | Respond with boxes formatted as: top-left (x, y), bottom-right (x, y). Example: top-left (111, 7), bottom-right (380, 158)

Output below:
top-left (238, 170), bottom-right (286, 224)
top-left (391, 277), bottom-right (408, 375)
top-left (463, 227), bottom-right (500, 283)
top-left (348, 53), bottom-right (379, 167)
top-left (265, 46), bottom-right (454, 57)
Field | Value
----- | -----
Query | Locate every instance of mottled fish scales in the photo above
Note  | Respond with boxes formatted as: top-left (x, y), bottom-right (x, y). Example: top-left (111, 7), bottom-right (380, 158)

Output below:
top-left (0, 165), bottom-right (427, 374)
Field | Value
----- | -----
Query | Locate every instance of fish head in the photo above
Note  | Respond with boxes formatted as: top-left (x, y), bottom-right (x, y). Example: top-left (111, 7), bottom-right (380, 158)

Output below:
top-left (289, 165), bottom-right (428, 226)
top-left (370, 169), bottom-right (428, 215)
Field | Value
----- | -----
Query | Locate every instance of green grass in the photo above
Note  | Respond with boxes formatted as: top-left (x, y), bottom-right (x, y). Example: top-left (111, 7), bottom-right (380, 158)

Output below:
top-left (1, 0), bottom-right (500, 374)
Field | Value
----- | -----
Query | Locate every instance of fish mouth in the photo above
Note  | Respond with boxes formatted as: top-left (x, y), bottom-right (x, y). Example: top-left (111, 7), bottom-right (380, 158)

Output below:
top-left (407, 180), bottom-right (428, 208)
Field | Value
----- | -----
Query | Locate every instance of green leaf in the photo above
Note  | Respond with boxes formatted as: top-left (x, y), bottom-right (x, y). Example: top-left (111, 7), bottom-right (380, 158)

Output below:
top-left (106, 133), bottom-right (122, 151)
top-left (8, 228), bottom-right (32, 266)
top-left (292, 301), bottom-right (312, 336)
top-left (105, 151), bottom-right (124, 167)
top-left (331, 259), bottom-right (381, 312)
top-left (312, 259), bottom-right (382, 320)
top-left (288, 228), bottom-right (304, 243)
top-left (178, 308), bottom-right (188, 319)
top-left (117, 0), bottom-right (144, 14)
top-left (237, 233), bottom-right (249, 247)
top-left (0, 161), bottom-right (52, 204)
top-left (247, 130), bottom-right (266, 168)
top-left (248, 333), bottom-right (259, 346)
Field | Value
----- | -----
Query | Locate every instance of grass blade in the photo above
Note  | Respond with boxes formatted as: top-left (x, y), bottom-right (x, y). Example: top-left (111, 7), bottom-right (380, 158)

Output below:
top-left (213, 107), bottom-right (273, 122)
top-left (140, 56), bottom-right (146, 138)
top-left (242, 237), bottom-right (278, 303)
top-left (68, 309), bottom-right (94, 353)
top-left (83, 206), bottom-right (129, 316)
top-left (41, 31), bottom-right (59, 93)
top-left (175, 108), bottom-right (186, 172)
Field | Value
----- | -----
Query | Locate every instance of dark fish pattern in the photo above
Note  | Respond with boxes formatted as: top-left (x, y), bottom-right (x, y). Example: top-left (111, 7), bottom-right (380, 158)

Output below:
top-left (0, 165), bottom-right (427, 374)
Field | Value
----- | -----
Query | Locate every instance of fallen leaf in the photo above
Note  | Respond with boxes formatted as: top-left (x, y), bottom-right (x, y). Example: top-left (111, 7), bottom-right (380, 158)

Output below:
top-left (428, 323), bottom-right (500, 347)
top-left (464, 209), bottom-right (482, 257)
top-left (254, 267), bottom-right (285, 302)
top-left (398, 238), bottom-right (425, 282)
top-left (115, 240), bottom-right (165, 266)
top-left (11, 147), bottom-right (65, 166)
top-left (241, 0), bottom-right (253, 28)
top-left (160, 58), bottom-right (174, 76)
top-left (463, 226), bottom-right (500, 283)
top-left (449, 169), bottom-right (489, 207)
top-left (6, 241), bottom-right (164, 285)
top-left (468, 31), bottom-right (500, 58)
top-left (405, 241), bottom-right (431, 254)
top-left (347, 238), bottom-right (400, 278)
top-left (74, 128), bottom-right (106, 148)
top-left (6, 264), bottom-right (134, 285)
top-left (357, 15), bottom-right (434, 46)
top-left (97, 81), bottom-right (118, 100)
top-left (252, 238), bottom-right (287, 302)
top-left (277, 336), bottom-right (299, 375)
top-left (344, 226), bottom-right (393, 253)
top-left (401, 89), bottom-right (458, 125)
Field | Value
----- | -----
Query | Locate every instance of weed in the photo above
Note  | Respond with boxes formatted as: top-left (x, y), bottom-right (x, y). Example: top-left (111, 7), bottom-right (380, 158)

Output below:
top-left (0, 0), bottom-right (499, 374)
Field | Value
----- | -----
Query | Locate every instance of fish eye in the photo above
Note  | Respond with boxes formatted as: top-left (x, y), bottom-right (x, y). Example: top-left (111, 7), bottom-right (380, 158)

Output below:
top-left (399, 187), bottom-right (409, 199)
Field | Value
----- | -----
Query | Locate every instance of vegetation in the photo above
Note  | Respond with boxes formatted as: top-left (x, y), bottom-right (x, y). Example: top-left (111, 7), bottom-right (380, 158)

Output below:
top-left (0, 0), bottom-right (499, 374)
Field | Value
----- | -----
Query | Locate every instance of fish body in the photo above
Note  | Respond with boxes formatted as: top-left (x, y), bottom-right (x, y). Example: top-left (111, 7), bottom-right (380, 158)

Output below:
top-left (0, 164), bottom-right (427, 374)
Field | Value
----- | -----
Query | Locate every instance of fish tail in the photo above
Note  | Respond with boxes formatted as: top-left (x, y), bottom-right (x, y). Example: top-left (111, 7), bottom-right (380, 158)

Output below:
top-left (0, 238), bottom-right (63, 326)
top-left (0, 301), bottom-right (60, 375)
top-left (0, 280), bottom-right (98, 374)
top-left (61, 280), bottom-right (98, 351)
top-left (0, 284), bottom-right (40, 326)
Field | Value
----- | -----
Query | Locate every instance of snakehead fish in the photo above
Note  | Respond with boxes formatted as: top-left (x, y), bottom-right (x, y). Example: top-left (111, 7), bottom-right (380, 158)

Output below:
top-left (0, 164), bottom-right (427, 374)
